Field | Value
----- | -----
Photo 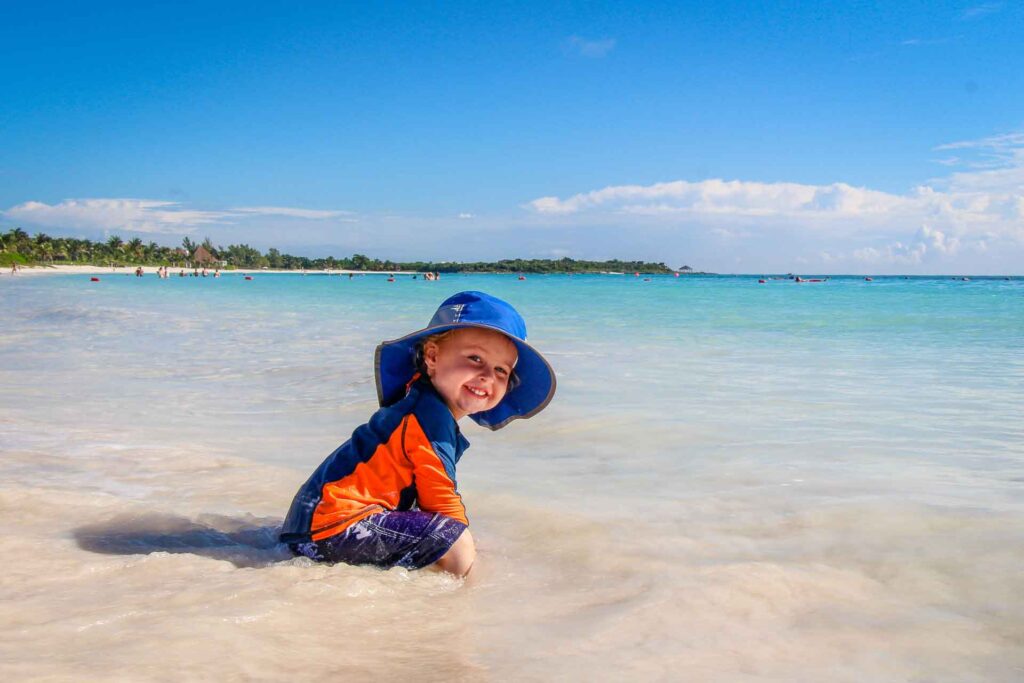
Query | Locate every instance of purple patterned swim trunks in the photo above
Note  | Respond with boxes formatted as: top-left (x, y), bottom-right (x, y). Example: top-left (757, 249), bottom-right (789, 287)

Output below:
top-left (289, 510), bottom-right (467, 570)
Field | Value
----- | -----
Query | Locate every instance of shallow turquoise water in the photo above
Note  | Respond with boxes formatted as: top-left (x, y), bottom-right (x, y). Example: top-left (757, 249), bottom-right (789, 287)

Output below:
top-left (3, 271), bottom-right (1023, 511)
top-left (2, 271), bottom-right (1023, 680)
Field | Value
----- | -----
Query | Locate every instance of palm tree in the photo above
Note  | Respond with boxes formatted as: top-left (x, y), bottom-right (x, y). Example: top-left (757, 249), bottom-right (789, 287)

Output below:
top-left (67, 239), bottom-right (85, 262)
top-left (33, 233), bottom-right (52, 254)
top-left (53, 238), bottom-right (69, 262)
top-left (106, 235), bottom-right (124, 264)
top-left (6, 228), bottom-right (30, 253)
top-left (126, 238), bottom-right (144, 262)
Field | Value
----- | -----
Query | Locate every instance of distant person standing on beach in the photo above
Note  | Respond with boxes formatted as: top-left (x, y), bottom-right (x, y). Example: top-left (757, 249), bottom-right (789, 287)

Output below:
top-left (280, 291), bottom-right (556, 578)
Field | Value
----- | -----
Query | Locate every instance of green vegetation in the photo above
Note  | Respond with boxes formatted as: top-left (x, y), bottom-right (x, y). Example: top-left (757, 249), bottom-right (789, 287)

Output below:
top-left (392, 258), bottom-right (673, 274)
top-left (1, 228), bottom-right (676, 273)
top-left (0, 252), bottom-right (30, 267)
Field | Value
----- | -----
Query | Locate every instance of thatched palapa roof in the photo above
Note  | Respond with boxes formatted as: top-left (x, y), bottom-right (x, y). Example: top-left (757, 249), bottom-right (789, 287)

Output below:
top-left (192, 246), bottom-right (215, 264)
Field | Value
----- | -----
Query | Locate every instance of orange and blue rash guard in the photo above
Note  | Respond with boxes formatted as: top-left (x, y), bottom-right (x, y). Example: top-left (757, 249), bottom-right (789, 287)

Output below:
top-left (279, 380), bottom-right (470, 544)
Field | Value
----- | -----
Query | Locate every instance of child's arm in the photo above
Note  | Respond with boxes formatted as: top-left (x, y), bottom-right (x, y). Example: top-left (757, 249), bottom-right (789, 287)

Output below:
top-left (402, 415), bottom-right (468, 524)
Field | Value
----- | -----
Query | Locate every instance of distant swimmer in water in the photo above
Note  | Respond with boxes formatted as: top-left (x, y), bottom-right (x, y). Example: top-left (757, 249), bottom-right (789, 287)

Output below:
top-left (279, 291), bottom-right (556, 579)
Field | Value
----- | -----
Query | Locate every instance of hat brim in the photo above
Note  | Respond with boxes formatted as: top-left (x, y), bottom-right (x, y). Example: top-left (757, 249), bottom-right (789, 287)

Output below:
top-left (375, 323), bottom-right (556, 430)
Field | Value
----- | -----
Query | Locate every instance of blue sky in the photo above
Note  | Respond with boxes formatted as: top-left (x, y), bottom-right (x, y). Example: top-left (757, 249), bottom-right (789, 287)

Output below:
top-left (2, 1), bottom-right (1022, 273)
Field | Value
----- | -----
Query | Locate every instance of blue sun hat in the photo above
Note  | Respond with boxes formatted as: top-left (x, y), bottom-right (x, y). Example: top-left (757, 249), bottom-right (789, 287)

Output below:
top-left (375, 291), bottom-right (556, 430)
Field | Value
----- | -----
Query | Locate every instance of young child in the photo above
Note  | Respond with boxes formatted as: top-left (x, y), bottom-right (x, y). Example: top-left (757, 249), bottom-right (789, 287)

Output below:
top-left (280, 291), bottom-right (556, 577)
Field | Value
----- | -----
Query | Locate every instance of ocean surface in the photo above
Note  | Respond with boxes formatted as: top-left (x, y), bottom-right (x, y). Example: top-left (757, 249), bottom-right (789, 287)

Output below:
top-left (1, 271), bottom-right (1022, 681)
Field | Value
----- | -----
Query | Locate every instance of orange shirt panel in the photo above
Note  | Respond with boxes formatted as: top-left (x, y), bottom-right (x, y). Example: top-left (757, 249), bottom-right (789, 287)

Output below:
top-left (309, 416), bottom-right (415, 540)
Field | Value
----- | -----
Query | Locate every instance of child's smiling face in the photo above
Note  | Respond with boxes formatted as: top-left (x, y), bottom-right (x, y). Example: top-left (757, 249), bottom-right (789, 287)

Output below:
top-left (423, 327), bottom-right (518, 420)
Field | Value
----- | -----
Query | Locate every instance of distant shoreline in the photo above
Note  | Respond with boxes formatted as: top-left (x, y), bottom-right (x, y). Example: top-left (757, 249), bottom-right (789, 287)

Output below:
top-left (2, 265), bottom-right (416, 277)
top-left (3, 264), bottom-right (706, 277)
top-left (4, 265), bottom-right (1018, 279)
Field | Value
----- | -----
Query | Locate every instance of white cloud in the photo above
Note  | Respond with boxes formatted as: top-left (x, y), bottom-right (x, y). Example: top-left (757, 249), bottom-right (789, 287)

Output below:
top-left (565, 35), bottom-right (617, 58)
top-left (521, 131), bottom-right (1024, 273)
top-left (846, 226), bottom-right (968, 266)
top-left (899, 37), bottom-right (951, 47)
top-left (961, 3), bottom-right (1003, 20)
top-left (526, 133), bottom-right (1024, 246)
top-left (933, 132), bottom-right (1024, 196)
top-left (920, 225), bottom-right (960, 254)
top-left (935, 131), bottom-right (1024, 164)
top-left (1, 199), bottom-right (361, 235)
top-left (853, 241), bottom-right (925, 265)
top-left (528, 179), bottom-right (910, 220)
top-left (710, 227), bottom-right (752, 240)
top-left (5, 130), bottom-right (1022, 275)
top-left (2, 198), bottom-right (228, 234)
top-left (232, 206), bottom-right (354, 219)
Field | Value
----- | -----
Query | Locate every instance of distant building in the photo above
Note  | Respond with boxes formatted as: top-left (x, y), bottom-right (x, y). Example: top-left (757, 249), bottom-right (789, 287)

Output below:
top-left (192, 246), bottom-right (215, 265)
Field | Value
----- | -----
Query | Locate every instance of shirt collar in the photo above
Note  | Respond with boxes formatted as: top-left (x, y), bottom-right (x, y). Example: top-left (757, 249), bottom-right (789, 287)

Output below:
top-left (412, 378), bottom-right (472, 454)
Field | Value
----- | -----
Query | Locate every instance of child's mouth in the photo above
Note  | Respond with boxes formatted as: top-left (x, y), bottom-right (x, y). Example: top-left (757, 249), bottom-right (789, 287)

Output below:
top-left (464, 385), bottom-right (488, 398)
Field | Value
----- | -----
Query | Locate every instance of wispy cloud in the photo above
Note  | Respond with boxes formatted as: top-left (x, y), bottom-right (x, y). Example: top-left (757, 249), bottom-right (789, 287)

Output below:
top-left (232, 205), bottom-right (354, 220)
top-left (934, 131), bottom-right (1024, 166)
top-left (565, 35), bottom-right (617, 58)
top-left (932, 132), bottom-right (1024, 195)
top-left (899, 37), bottom-right (952, 47)
top-left (2, 199), bottom-right (228, 234)
top-left (961, 2), bottom-right (1003, 19)
top-left (458, 212), bottom-right (475, 219)
top-left (527, 179), bottom-right (909, 220)
top-left (2, 200), bottom-right (360, 235)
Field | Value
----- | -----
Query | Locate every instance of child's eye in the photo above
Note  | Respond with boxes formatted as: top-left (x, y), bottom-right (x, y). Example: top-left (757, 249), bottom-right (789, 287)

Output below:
top-left (468, 354), bottom-right (482, 363)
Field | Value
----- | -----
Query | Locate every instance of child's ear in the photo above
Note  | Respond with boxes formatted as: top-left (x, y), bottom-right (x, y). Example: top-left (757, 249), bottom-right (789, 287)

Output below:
top-left (422, 340), bottom-right (439, 376)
